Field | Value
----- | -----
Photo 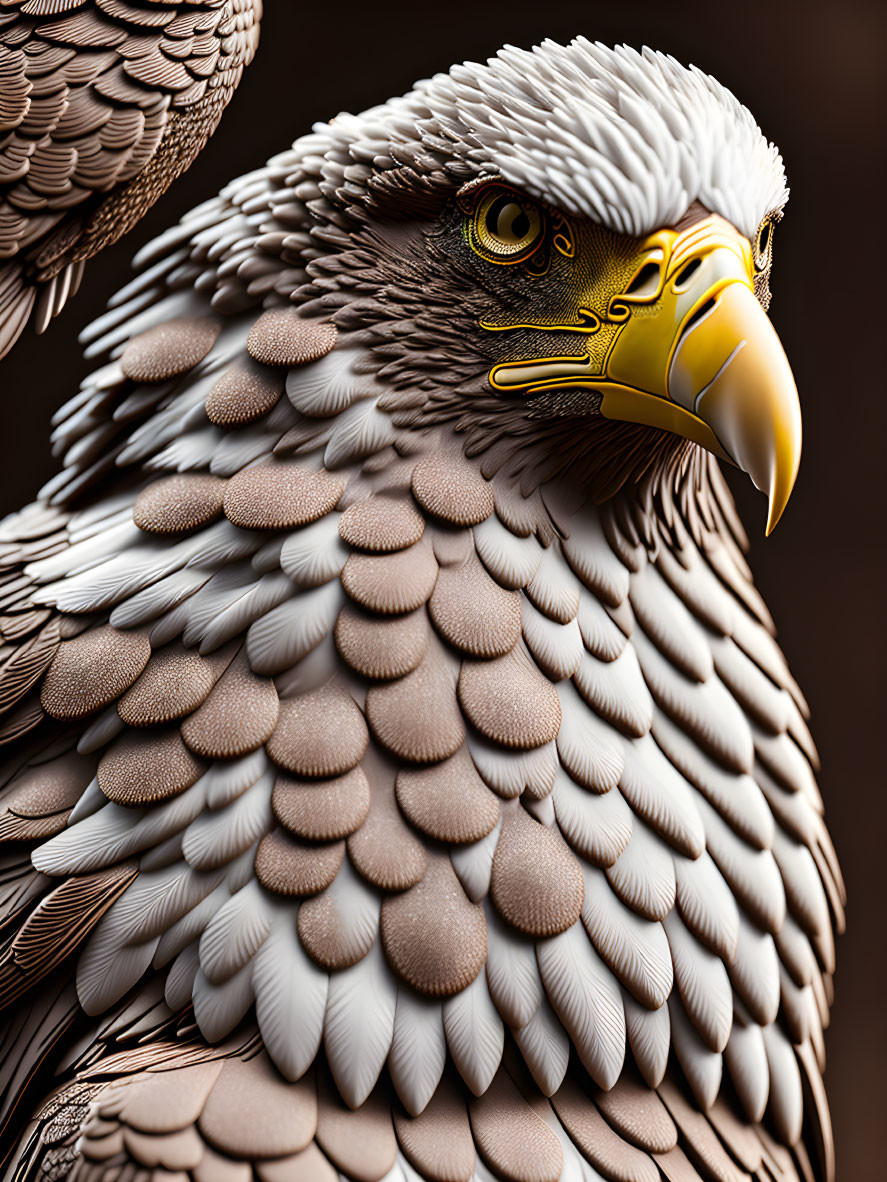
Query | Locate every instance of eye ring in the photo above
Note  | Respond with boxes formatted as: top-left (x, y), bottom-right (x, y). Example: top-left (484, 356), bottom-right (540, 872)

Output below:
top-left (467, 187), bottom-right (545, 264)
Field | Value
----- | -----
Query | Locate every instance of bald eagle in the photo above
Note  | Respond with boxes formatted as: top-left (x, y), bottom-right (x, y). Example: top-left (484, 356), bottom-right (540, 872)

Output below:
top-left (0, 38), bottom-right (843, 1182)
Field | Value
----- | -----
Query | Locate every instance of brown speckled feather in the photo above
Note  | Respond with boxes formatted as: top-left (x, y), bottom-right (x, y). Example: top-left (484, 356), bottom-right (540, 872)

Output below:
top-left (0, 0), bottom-right (261, 357)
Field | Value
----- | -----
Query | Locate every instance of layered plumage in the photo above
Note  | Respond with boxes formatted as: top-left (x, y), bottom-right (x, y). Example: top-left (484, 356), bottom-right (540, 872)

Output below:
top-left (0, 38), bottom-right (843, 1182)
top-left (0, 0), bottom-right (261, 358)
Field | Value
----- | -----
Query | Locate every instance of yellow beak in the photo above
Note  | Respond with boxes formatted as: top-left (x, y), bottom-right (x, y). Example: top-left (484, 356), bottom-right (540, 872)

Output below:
top-left (664, 281), bottom-right (801, 535)
top-left (602, 225), bottom-right (802, 534)
top-left (490, 216), bottom-right (803, 534)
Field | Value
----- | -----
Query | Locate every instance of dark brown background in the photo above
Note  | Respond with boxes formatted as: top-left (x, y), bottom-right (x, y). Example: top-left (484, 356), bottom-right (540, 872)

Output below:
top-left (0, 1), bottom-right (883, 1175)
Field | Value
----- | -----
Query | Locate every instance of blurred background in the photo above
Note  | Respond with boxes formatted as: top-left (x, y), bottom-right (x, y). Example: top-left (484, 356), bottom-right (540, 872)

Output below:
top-left (0, 2), bottom-right (883, 1175)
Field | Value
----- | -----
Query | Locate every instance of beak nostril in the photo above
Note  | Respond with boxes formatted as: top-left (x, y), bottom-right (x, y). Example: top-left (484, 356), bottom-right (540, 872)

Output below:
top-left (625, 262), bottom-right (661, 297)
top-left (674, 257), bottom-right (702, 289)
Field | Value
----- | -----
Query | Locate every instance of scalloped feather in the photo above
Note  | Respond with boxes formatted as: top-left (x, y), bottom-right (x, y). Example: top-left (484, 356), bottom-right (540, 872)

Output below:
top-left (388, 989), bottom-right (446, 1116)
top-left (246, 582), bottom-right (343, 676)
top-left (574, 645), bottom-right (653, 739)
top-left (279, 512), bottom-right (348, 587)
top-left (673, 850), bottom-right (739, 962)
top-left (727, 914), bottom-right (780, 1026)
top-left (537, 921), bottom-right (625, 1089)
top-left (630, 563), bottom-right (712, 684)
top-left (324, 939), bottom-right (397, 1107)
top-left (555, 681), bottom-right (623, 794)
top-left (618, 734), bottom-right (705, 858)
top-left (581, 866), bottom-right (672, 1009)
top-left (253, 911), bottom-right (328, 1081)
top-left (667, 994), bottom-right (722, 1109)
top-left (606, 818), bottom-right (676, 922)
top-left (442, 971), bottom-right (504, 1096)
top-left (467, 733), bottom-right (558, 800)
top-left (553, 770), bottom-right (633, 868)
top-left (653, 711), bottom-right (773, 849)
top-left (663, 910), bottom-right (732, 1053)
top-left (473, 514), bottom-right (542, 590)
top-left (576, 589), bottom-right (628, 661)
top-left (696, 795), bottom-right (786, 934)
top-left (560, 511), bottom-right (630, 608)
top-left (198, 879), bottom-right (273, 985)
top-left (634, 630), bottom-right (753, 774)
top-left (762, 1024), bottom-right (803, 1145)
top-left (484, 902), bottom-right (543, 1027)
top-left (513, 995), bottom-right (570, 1096)
top-left (181, 770), bottom-right (274, 871)
top-left (522, 601), bottom-right (582, 681)
top-left (623, 990), bottom-right (670, 1088)
top-left (724, 1020), bottom-right (770, 1122)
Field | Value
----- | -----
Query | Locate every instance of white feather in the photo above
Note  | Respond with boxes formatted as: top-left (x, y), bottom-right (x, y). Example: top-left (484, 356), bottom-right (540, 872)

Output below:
top-left (199, 879), bottom-right (273, 985)
top-left (155, 883), bottom-right (229, 966)
top-left (574, 646), bottom-right (653, 740)
top-left (576, 590), bottom-right (628, 662)
top-left (193, 962), bottom-right (255, 1042)
top-left (581, 865), bottom-right (672, 1010)
top-left (467, 733), bottom-right (557, 800)
top-left (552, 769), bottom-right (633, 868)
top-left (165, 942), bottom-right (200, 1012)
top-left (473, 514), bottom-right (542, 590)
top-left (388, 990), bottom-right (446, 1116)
top-left (668, 993), bottom-right (722, 1109)
top-left (606, 818), bottom-right (676, 922)
top-left (33, 778), bottom-right (207, 875)
top-left (483, 902), bottom-right (543, 1027)
top-left (618, 734), bottom-right (705, 858)
top-left (521, 600), bottom-right (582, 681)
top-left (450, 817), bottom-right (501, 902)
top-left (254, 911), bottom-right (328, 1081)
top-left (555, 681), bottom-right (624, 794)
top-left (279, 513), bottom-right (348, 587)
top-left (725, 1021), bottom-right (770, 1122)
top-left (513, 996), bottom-right (570, 1095)
top-left (663, 910), bottom-right (732, 1053)
top-left (442, 972), bottom-right (504, 1096)
top-left (247, 582), bottom-right (343, 676)
top-left (203, 749), bottom-right (270, 810)
top-left (729, 914), bottom-right (780, 1026)
top-left (324, 939), bottom-right (396, 1107)
top-left (324, 399), bottom-right (395, 469)
top-left (623, 989), bottom-right (670, 1088)
top-left (673, 849), bottom-right (740, 962)
top-left (182, 770), bottom-right (274, 871)
top-left (536, 921), bottom-right (625, 1089)
top-left (560, 512), bottom-right (630, 607)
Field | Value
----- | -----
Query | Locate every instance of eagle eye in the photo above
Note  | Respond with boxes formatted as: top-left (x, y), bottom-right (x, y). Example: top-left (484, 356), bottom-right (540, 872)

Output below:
top-left (468, 187), bottom-right (544, 264)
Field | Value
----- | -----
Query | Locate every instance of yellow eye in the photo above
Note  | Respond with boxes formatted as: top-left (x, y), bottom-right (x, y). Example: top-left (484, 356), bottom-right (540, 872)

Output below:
top-left (754, 216), bottom-right (777, 271)
top-left (471, 189), bottom-right (544, 262)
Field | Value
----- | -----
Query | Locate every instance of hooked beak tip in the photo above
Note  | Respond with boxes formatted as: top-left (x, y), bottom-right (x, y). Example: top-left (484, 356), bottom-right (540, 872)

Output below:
top-left (764, 461), bottom-right (798, 536)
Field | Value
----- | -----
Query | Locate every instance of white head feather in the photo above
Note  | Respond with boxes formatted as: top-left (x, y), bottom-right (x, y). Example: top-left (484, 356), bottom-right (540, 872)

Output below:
top-left (312, 38), bottom-right (788, 240)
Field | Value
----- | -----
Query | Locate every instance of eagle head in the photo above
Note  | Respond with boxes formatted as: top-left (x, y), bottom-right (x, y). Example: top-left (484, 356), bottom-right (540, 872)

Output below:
top-left (299, 38), bottom-right (800, 533)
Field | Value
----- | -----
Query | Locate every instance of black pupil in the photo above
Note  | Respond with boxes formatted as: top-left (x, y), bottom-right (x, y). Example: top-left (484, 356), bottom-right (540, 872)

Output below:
top-left (487, 198), bottom-right (530, 241)
top-left (759, 224), bottom-right (771, 255)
